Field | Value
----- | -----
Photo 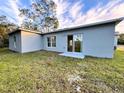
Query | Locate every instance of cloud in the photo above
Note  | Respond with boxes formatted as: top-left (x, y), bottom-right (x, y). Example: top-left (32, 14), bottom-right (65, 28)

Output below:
top-left (0, 0), bottom-right (24, 26)
top-left (0, 0), bottom-right (124, 33)
top-left (53, 0), bottom-right (70, 16)
top-left (53, 0), bottom-right (71, 28)
top-left (54, 0), bottom-right (124, 33)
top-left (80, 0), bottom-right (124, 23)
top-left (8, 0), bottom-right (25, 26)
top-left (69, 0), bottom-right (84, 19)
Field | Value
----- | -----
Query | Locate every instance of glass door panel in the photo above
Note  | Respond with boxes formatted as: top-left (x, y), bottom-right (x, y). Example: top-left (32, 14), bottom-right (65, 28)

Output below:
top-left (74, 34), bottom-right (82, 52)
top-left (67, 35), bottom-right (73, 52)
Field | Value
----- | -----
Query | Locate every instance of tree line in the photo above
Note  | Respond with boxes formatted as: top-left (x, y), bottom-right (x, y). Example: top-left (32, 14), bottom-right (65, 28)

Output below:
top-left (19, 0), bottom-right (59, 32)
top-left (118, 34), bottom-right (124, 45)
top-left (0, 0), bottom-right (59, 47)
top-left (0, 16), bottom-right (17, 47)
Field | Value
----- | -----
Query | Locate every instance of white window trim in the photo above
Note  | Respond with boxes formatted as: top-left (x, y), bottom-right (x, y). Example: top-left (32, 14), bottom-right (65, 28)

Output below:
top-left (47, 36), bottom-right (56, 47)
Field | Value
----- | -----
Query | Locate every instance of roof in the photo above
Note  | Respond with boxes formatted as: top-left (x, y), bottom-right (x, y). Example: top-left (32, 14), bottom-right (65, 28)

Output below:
top-left (9, 17), bottom-right (124, 35)
top-left (8, 28), bottom-right (42, 35)
top-left (43, 17), bottom-right (124, 34)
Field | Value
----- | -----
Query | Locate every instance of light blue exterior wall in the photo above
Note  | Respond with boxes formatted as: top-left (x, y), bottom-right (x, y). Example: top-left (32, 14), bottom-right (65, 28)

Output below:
top-left (9, 32), bottom-right (21, 52)
top-left (82, 24), bottom-right (115, 58)
top-left (43, 33), bottom-right (67, 52)
top-left (21, 31), bottom-right (43, 53)
top-left (43, 23), bottom-right (115, 58)
top-left (9, 23), bottom-right (115, 58)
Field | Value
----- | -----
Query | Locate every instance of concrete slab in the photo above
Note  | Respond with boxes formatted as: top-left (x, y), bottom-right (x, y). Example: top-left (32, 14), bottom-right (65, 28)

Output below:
top-left (59, 52), bottom-right (85, 59)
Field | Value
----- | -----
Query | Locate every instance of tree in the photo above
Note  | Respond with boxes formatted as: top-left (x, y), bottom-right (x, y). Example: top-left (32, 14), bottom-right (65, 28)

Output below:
top-left (0, 16), bottom-right (7, 25)
top-left (19, 0), bottom-right (59, 32)
top-left (0, 15), bottom-right (17, 47)
top-left (118, 34), bottom-right (124, 45)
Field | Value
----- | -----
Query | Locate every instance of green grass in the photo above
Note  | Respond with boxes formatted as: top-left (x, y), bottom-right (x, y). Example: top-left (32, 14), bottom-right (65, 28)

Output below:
top-left (0, 48), bottom-right (124, 93)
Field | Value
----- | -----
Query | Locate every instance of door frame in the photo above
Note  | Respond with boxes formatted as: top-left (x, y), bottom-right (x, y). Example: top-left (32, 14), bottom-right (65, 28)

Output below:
top-left (67, 33), bottom-right (83, 52)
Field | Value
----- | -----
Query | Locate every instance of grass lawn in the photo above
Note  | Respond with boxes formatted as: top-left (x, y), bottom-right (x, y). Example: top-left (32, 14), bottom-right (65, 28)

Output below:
top-left (0, 48), bottom-right (124, 93)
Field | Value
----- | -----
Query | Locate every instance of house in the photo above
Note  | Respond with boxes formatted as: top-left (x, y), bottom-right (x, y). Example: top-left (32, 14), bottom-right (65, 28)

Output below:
top-left (8, 17), bottom-right (124, 59)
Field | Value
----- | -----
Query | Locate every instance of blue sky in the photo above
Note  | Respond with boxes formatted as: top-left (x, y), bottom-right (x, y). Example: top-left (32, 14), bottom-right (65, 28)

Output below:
top-left (0, 0), bottom-right (124, 33)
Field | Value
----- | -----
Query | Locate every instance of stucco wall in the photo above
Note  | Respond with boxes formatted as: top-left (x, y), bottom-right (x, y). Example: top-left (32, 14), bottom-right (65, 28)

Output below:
top-left (43, 23), bottom-right (115, 58)
top-left (21, 31), bottom-right (42, 53)
top-left (9, 23), bottom-right (115, 58)
top-left (83, 24), bottom-right (115, 58)
top-left (42, 33), bottom-right (67, 52)
top-left (9, 32), bottom-right (21, 52)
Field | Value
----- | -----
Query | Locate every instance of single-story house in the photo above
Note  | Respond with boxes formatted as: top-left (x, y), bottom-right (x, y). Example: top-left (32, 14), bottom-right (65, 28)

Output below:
top-left (8, 17), bottom-right (124, 59)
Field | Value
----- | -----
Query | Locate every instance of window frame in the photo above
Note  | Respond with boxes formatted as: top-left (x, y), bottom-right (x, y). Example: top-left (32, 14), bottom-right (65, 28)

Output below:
top-left (47, 36), bottom-right (56, 47)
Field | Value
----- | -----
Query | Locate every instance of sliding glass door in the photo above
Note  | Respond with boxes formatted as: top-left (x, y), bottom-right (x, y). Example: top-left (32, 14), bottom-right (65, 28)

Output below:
top-left (67, 34), bottom-right (82, 52)
top-left (74, 34), bottom-right (82, 52)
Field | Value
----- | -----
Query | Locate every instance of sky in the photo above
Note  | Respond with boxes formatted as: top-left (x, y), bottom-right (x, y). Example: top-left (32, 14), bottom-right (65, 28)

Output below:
top-left (0, 0), bottom-right (124, 33)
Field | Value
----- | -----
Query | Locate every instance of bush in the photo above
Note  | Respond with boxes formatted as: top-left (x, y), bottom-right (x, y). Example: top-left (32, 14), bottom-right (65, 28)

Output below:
top-left (0, 25), bottom-right (9, 47)
top-left (0, 38), bottom-right (8, 48)
top-left (118, 34), bottom-right (124, 45)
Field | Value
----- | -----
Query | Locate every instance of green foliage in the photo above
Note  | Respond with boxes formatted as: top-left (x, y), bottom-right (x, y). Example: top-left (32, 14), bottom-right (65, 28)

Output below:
top-left (0, 25), bottom-right (9, 47)
top-left (19, 0), bottom-right (59, 32)
top-left (54, 18), bottom-right (59, 29)
top-left (118, 34), bottom-right (124, 45)
top-left (0, 15), bottom-right (17, 47)
top-left (0, 48), bottom-right (124, 93)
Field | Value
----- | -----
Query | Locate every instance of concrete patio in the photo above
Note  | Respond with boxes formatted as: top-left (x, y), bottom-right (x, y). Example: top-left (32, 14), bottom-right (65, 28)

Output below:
top-left (59, 52), bottom-right (85, 59)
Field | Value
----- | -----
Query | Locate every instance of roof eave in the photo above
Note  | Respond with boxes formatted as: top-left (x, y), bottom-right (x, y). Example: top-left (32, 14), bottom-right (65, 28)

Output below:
top-left (8, 28), bottom-right (42, 35)
top-left (43, 17), bottom-right (124, 35)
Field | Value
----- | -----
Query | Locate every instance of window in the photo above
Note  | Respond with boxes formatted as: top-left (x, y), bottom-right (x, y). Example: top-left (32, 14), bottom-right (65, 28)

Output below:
top-left (13, 35), bottom-right (16, 48)
top-left (47, 36), bottom-right (56, 47)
